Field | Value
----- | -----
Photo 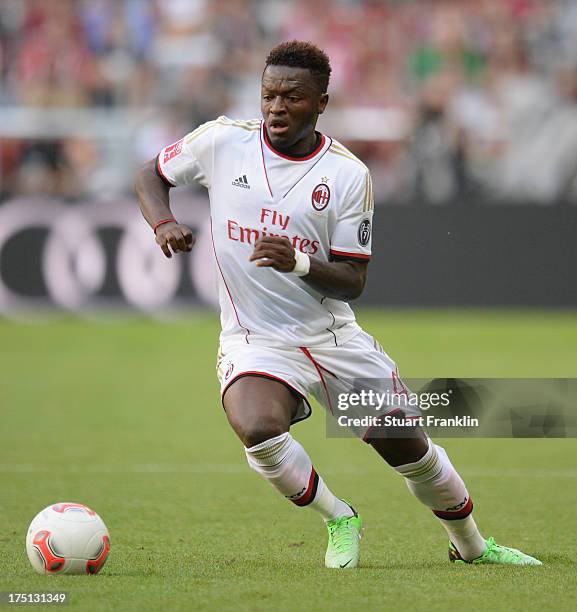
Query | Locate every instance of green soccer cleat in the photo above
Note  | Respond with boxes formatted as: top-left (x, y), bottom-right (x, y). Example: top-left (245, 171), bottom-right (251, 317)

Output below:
top-left (325, 506), bottom-right (363, 569)
top-left (449, 537), bottom-right (542, 565)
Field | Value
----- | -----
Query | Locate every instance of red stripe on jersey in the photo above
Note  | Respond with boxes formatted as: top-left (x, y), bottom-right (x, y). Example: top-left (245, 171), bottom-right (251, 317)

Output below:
top-left (299, 347), bottom-right (336, 414)
top-left (300, 347), bottom-right (339, 379)
top-left (330, 249), bottom-right (371, 261)
top-left (259, 130), bottom-right (273, 198)
top-left (210, 218), bottom-right (251, 344)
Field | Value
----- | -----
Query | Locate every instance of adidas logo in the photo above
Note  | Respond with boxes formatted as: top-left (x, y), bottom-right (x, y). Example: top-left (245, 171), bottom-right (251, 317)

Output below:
top-left (232, 174), bottom-right (250, 189)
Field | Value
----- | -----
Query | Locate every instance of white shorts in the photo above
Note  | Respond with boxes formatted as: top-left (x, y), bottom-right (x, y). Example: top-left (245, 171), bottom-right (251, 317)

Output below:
top-left (217, 330), bottom-right (416, 441)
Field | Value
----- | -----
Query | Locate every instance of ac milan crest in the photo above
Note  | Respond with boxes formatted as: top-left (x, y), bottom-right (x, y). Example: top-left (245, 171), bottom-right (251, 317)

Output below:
top-left (311, 183), bottom-right (331, 211)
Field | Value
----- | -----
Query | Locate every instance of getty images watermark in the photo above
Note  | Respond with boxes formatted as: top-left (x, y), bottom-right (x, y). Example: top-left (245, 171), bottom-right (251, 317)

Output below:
top-left (334, 386), bottom-right (479, 435)
top-left (336, 388), bottom-right (479, 428)
top-left (327, 379), bottom-right (577, 438)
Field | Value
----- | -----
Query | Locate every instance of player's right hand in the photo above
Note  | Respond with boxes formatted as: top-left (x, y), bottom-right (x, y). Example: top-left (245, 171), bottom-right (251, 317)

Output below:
top-left (155, 222), bottom-right (195, 258)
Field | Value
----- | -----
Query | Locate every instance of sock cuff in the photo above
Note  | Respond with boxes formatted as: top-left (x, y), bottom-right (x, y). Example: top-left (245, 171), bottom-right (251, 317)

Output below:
top-left (434, 497), bottom-right (474, 520)
top-left (394, 441), bottom-right (443, 482)
top-left (244, 432), bottom-right (292, 466)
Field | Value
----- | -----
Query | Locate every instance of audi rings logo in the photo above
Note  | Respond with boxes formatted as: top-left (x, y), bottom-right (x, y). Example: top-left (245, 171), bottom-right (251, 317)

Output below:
top-left (0, 197), bottom-right (218, 316)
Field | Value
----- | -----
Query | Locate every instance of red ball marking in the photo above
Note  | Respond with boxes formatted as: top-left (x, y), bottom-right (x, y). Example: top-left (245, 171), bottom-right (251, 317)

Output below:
top-left (51, 503), bottom-right (96, 516)
top-left (32, 530), bottom-right (65, 574)
top-left (86, 535), bottom-right (110, 575)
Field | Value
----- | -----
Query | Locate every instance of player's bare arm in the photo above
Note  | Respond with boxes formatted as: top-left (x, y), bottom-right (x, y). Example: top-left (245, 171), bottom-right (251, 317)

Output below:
top-left (134, 158), bottom-right (194, 258)
top-left (249, 235), bottom-right (367, 300)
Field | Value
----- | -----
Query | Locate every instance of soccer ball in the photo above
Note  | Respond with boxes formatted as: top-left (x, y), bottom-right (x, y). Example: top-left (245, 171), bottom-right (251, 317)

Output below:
top-left (26, 503), bottom-right (110, 575)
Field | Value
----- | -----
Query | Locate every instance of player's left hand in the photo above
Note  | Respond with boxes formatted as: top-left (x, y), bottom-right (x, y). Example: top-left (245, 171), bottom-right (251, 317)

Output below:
top-left (249, 236), bottom-right (296, 273)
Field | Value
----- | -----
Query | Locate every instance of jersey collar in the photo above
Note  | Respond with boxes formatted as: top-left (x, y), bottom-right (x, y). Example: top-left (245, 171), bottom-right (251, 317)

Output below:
top-left (261, 120), bottom-right (327, 162)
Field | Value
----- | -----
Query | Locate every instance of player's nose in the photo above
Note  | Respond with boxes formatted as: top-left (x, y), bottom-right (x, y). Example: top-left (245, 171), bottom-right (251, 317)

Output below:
top-left (270, 96), bottom-right (286, 113)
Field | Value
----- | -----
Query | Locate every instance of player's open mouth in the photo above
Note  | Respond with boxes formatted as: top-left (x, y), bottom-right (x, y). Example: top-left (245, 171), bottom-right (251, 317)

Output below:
top-left (269, 122), bottom-right (289, 135)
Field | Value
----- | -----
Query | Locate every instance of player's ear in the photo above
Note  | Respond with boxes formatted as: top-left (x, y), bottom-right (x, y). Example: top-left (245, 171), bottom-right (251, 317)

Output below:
top-left (318, 93), bottom-right (329, 115)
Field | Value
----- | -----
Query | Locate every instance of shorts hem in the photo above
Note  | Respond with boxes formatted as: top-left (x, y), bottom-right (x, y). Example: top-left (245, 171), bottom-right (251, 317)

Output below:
top-left (220, 371), bottom-right (312, 426)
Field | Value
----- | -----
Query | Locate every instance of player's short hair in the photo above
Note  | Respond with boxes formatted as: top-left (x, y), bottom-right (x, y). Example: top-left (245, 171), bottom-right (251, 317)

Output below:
top-left (264, 40), bottom-right (331, 93)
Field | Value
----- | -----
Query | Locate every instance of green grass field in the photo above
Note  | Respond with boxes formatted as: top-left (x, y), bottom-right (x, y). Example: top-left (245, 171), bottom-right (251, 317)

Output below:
top-left (1, 310), bottom-right (576, 611)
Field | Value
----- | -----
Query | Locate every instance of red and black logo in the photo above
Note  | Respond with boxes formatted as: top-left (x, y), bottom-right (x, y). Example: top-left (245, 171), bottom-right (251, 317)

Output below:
top-left (445, 496), bottom-right (468, 512)
top-left (311, 184), bottom-right (331, 211)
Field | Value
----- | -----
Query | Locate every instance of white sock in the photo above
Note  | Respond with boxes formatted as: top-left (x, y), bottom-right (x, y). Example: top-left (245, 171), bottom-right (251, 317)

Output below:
top-left (438, 514), bottom-right (486, 560)
top-left (245, 432), bottom-right (353, 521)
top-left (394, 440), bottom-right (486, 561)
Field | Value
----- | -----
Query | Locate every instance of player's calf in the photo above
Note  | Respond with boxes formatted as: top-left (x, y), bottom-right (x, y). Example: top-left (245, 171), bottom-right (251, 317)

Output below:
top-left (245, 431), bottom-right (361, 568)
top-left (226, 376), bottom-right (359, 566)
top-left (368, 425), bottom-right (486, 561)
top-left (245, 432), bottom-right (354, 520)
top-left (370, 427), bottom-right (540, 564)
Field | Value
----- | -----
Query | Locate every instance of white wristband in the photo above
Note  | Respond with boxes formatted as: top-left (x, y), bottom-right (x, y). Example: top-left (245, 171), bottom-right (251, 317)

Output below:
top-left (292, 250), bottom-right (310, 277)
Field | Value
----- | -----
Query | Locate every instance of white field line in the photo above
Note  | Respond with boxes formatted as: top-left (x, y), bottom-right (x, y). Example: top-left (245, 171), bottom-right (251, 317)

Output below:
top-left (0, 464), bottom-right (576, 478)
top-left (0, 463), bottom-right (248, 474)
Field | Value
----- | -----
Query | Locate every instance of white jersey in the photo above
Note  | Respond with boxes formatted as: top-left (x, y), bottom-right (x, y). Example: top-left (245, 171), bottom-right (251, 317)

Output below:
top-left (157, 116), bottom-right (374, 349)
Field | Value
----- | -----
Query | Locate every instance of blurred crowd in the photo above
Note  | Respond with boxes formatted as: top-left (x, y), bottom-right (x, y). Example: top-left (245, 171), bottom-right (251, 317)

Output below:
top-left (1, 0), bottom-right (577, 204)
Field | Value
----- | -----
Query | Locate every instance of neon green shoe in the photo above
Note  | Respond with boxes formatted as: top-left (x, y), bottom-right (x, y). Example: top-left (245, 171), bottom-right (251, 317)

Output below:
top-left (325, 506), bottom-right (363, 569)
top-left (449, 537), bottom-right (542, 565)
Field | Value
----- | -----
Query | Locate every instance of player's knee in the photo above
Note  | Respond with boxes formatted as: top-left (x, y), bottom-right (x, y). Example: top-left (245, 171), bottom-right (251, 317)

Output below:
top-left (241, 419), bottom-right (287, 448)
top-left (367, 424), bottom-right (429, 467)
top-left (368, 440), bottom-right (419, 467)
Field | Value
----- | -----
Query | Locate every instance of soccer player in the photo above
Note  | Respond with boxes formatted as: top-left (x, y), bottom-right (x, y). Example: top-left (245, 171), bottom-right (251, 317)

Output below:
top-left (135, 41), bottom-right (541, 569)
